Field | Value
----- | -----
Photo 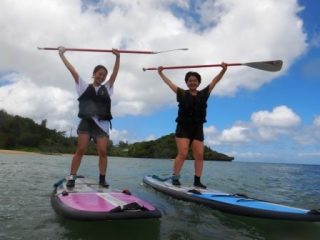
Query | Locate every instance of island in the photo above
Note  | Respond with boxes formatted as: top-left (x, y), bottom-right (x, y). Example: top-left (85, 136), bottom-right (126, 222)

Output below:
top-left (0, 110), bottom-right (234, 161)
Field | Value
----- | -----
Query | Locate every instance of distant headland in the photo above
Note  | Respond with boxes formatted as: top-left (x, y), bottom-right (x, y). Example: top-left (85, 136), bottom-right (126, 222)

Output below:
top-left (0, 109), bottom-right (234, 161)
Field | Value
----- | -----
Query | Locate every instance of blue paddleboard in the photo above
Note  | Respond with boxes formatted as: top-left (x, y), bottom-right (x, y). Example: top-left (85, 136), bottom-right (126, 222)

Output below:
top-left (143, 175), bottom-right (320, 221)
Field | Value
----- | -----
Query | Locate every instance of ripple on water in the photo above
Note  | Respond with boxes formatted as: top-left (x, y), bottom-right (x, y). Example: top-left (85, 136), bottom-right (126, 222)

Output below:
top-left (1, 154), bottom-right (320, 240)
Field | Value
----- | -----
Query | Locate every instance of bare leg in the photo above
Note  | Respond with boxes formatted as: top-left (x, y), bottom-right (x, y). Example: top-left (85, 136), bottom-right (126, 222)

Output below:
top-left (191, 140), bottom-right (204, 177)
top-left (173, 137), bottom-right (190, 175)
top-left (70, 133), bottom-right (90, 175)
top-left (191, 140), bottom-right (206, 188)
top-left (96, 136), bottom-right (108, 175)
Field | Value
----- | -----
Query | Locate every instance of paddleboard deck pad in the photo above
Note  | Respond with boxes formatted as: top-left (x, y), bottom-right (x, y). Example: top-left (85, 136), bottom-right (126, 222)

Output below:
top-left (143, 175), bottom-right (320, 221)
top-left (51, 176), bottom-right (161, 220)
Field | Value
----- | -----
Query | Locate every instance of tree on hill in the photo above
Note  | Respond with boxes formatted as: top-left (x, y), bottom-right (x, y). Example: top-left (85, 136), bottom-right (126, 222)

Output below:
top-left (125, 133), bottom-right (234, 161)
top-left (0, 110), bottom-right (234, 161)
top-left (0, 110), bottom-right (74, 153)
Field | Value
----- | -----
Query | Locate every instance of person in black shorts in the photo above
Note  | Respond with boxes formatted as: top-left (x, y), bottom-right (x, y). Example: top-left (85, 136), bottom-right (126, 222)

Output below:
top-left (58, 47), bottom-right (120, 188)
top-left (158, 64), bottom-right (227, 188)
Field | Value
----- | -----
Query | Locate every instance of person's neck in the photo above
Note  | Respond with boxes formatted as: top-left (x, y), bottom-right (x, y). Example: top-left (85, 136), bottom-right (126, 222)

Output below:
top-left (189, 89), bottom-right (197, 95)
top-left (92, 82), bottom-right (101, 87)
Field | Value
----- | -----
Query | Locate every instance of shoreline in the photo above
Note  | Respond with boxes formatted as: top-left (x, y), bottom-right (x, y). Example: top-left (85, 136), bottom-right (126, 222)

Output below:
top-left (0, 149), bottom-right (42, 155)
top-left (0, 149), bottom-right (232, 161)
top-left (0, 149), bottom-right (73, 157)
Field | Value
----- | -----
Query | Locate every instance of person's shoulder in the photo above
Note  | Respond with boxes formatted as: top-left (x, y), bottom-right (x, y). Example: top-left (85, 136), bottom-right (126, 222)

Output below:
top-left (177, 87), bottom-right (186, 93)
top-left (199, 85), bottom-right (210, 97)
top-left (103, 81), bottom-right (114, 95)
top-left (200, 85), bottom-right (210, 93)
top-left (176, 87), bottom-right (187, 100)
top-left (75, 76), bottom-right (89, 95)
top-left (77, 76), bottom-right (87, 85)
top-left (103, 81), bottom-right (112, 89)
top-left (177, 87), bottom-right (185, 94)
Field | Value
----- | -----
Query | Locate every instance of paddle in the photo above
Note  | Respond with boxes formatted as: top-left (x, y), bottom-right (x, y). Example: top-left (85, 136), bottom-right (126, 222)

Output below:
top-left (143, 60), bottom-right (283, 72)
top-left (37, 47), bottom-right (188, 54)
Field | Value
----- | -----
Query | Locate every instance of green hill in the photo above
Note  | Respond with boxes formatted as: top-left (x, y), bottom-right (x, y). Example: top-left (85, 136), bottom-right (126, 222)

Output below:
top-left (113, 133), bottom-right (234, 161)
top-left (0, 109), bottom-right (234, 161)
top-left (0, 110), bottom-right (76, 153)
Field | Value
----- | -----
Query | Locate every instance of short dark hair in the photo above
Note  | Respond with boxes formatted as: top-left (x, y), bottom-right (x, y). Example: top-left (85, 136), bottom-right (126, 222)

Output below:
top-left (93, 65), bottom-right (108, 74)
top-left (185, 71), bottom-right (201, 83)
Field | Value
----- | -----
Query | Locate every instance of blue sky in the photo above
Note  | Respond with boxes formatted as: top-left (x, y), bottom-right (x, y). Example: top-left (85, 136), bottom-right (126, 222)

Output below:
top-left (0, 0), bottom-right (319, 164)
top-left (114, 0), bottom-right (320, 164)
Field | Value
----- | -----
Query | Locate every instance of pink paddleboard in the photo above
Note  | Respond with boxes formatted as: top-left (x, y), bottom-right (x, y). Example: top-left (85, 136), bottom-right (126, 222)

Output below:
top-left (51, 176), bottom-right (161, 220)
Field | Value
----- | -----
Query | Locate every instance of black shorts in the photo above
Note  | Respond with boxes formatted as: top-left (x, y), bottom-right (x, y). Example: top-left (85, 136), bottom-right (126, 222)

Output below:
top-left (77, 119), bottom-right (108, 141)
top-left (175, 123), bottom-right (204, 142)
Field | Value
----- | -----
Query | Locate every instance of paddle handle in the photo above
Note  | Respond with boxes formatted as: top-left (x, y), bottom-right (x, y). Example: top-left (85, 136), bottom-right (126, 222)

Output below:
top-left (143, 60), bottom-right (282, 72)
top-left (143, 63), bottom-right (241, 71)
top-left (38, 47), bottom-right (155, 54)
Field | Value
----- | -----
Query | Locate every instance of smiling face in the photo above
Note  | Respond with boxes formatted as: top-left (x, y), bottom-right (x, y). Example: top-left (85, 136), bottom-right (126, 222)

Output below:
top-left (186, 76), bottom-right (200, 91)
top-left (93, 68), bottom-right (107, 85)
top-left (92, 65), bottom-right (108, 86)
top-left (185, 72), bottom-right (201, 91)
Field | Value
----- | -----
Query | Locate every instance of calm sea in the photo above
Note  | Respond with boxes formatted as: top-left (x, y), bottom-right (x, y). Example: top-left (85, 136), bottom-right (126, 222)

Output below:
top-left (1, 153), bottom-right (320, 240)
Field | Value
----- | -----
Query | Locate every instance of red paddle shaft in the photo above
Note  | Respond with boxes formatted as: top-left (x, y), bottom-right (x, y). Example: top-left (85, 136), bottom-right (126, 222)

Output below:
top-left (37, 47), bottom-right (188, 54)
top-left (143, 60), bottom-right (283, 72)
top-left (143, 63), bottom-right (241, 71)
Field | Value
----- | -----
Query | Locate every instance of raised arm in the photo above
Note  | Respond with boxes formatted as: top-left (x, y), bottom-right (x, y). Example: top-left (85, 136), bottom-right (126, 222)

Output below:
top-left (58, 47), bottom-right (79, 83)
top-left (107, 49), bottom-right (120, 88)
top-left (158, 67), bottom-right (178, 93)
top-left (208, 62), bottom-right (228, 93)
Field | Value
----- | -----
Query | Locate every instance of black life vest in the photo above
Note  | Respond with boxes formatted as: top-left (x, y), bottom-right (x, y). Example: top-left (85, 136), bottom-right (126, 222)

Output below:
top-left (176, 86), bottom-right (209, 124)
top-left (77, 84), bottom-right (112, 121)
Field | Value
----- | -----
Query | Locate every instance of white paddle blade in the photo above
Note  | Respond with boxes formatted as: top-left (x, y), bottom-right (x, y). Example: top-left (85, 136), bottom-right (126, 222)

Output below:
top-left (244, 60), bottom-right (283, 72)
top-left (154, 48), bottom-right (189, 54)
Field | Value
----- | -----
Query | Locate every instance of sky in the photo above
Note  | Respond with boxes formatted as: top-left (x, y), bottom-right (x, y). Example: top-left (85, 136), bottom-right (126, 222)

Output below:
top-left (0, 0), bottom-right (319, 164)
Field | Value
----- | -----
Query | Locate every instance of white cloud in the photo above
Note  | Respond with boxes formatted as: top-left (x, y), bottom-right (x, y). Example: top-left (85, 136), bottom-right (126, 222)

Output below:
top-left (314, 116), bottom-right (320, 127)
top-left (206, 105), bottom-right (302, 145)
top-left (110, 128), bottom-right (131, 144)
top-left (110, 130), bottom-right (157, 145)
top-left (251, 106), bottom-right (301, 141)
top-left (251, 105), bottom-right (301, 128)
top-left (255, 127), bottom-right (285, 141)
top-left (220, 126), bottom-right (250, 144)
top-left (0, 74), bottom-right (77, 132)
top-left (204, 125), bottom-right (220, 145)
top-left (204, 106), bottom-right (320, 163)
top-left (310, 32), bottom-right (320, 48)
top-left (290, 115), bottom-right (320, 146)
top-left (145, 135), bottom-right (157, 141)
top-left (0, 0), bottom-right (308, 136)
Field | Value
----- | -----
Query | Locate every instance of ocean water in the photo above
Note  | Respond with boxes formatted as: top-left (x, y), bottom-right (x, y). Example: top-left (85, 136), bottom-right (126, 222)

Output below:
top-left (1, 153), bottom-right (320, 240)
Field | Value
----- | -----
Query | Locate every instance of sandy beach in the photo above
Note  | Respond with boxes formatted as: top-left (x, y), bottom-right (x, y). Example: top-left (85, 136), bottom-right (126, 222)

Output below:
top-left (0, 149), bottom-right (41, 155)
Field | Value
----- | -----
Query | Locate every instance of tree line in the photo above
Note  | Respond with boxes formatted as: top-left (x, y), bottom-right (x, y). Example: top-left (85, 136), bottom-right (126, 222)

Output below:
top-left (0, 110), bottom-right (234, 161)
